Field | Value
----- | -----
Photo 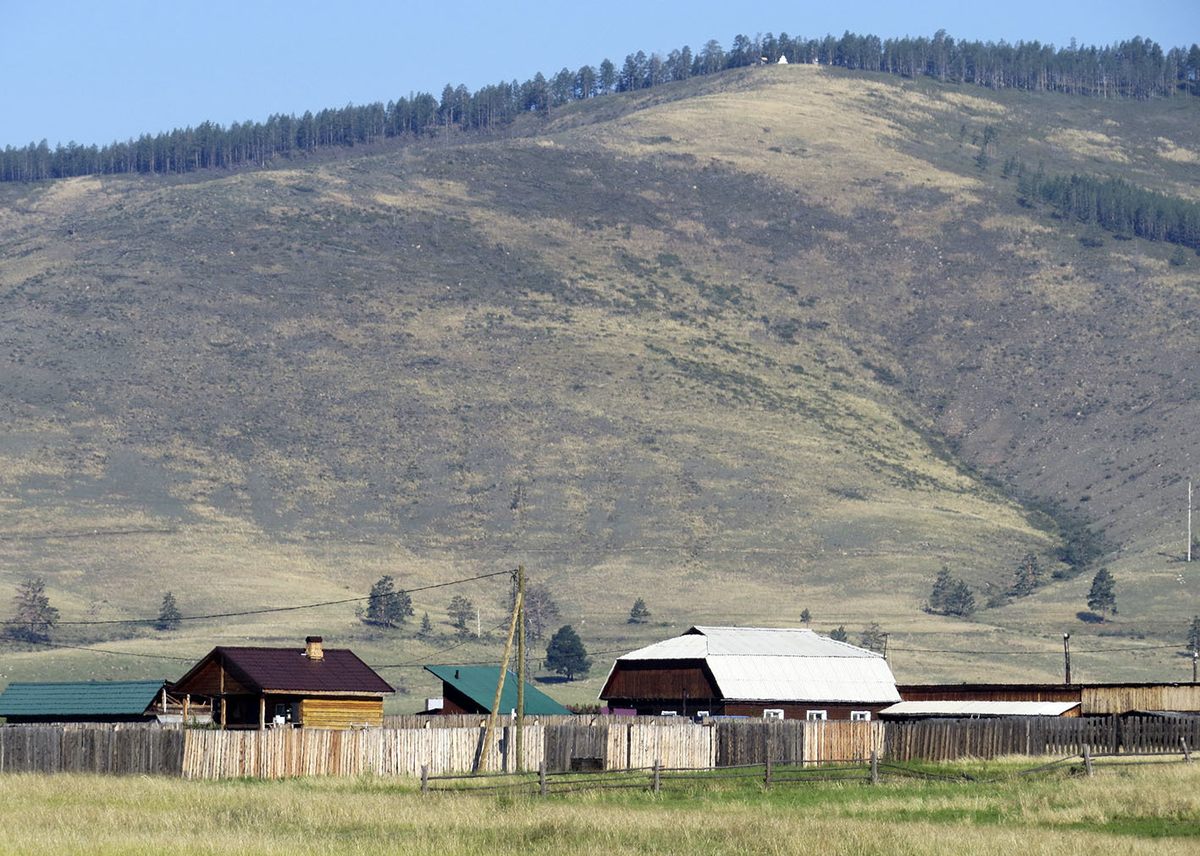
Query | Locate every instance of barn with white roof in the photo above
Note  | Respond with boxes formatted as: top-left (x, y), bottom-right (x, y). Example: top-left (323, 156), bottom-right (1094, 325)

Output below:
top-left (599, 626), bottom-right (900, 721)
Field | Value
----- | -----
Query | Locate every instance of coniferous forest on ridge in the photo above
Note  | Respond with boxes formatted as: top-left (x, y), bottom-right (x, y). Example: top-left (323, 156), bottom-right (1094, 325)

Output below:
top-left (4, 30), bottom-right (1199, 183)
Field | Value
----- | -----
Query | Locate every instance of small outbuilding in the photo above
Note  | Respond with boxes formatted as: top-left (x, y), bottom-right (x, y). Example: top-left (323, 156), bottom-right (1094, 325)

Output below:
top-left (171, 636), bottom-right (393, 729)
top-left (600, 626), bottom-right (900, 720)
top-left (0, 679), bottom-right (175, 724)
top-left (425, 665), bottom-right (572, 716)
top-left (898, 682), bottom-right (1200, 716)
top-left (880, 700), bottom-right (1081, 719)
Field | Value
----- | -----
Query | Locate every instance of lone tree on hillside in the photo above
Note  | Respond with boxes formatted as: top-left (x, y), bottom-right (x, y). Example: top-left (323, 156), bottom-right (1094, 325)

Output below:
top-left (927, 567), bottom-right (976, 618)
top-left (800, 608), bottom-right (811, 625)
top-left (628, 598), bottom-right (651, 624)
top-left (1010, 552), bottom-right (1043, 597)
top-left (828, 626), bottom-right (849, 643)
top-left (447, 595), bottom-right (475, 637)
top-left (155, 591), bottom-right (182, 631)
top-left (860, 622), bottom-right (886, 653)
top-left (1086, 567), bottom-right (1117, 619)
top-left (362, 575), bottom-right (413, 628)
top-left (544, 625), bottom-right (592, 680)
top-left (7, 577), bottom-right (59, 643)
top-left (508, 582), bottom-right (560, 641)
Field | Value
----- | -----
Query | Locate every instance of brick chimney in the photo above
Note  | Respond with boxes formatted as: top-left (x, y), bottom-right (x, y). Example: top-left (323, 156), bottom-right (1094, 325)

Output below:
top-left (305, 636), bottom-right (324, 660)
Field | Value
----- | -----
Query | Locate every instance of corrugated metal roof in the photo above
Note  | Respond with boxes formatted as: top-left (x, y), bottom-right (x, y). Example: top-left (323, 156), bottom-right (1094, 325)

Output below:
top-left (881, 700), bottom-right (1081, 717)
top-left (425, 666), bottom-right (572, 715)
top-left (609, 626), bottom-right (900, 704)
top-left (0, 680), bottom-right (165, 717)
top-left (174, 646), bottom-right (394, 696)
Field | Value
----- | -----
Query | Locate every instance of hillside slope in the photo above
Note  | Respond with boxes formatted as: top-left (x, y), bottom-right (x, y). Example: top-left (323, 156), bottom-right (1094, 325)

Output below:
top-left (1, 66), bottom-right (1198, 704)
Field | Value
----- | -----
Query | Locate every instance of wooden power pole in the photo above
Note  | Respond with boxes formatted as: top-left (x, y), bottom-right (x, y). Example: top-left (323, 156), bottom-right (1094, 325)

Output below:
top-left (516, 565), bottom-right (526, 771)
top-left (1063, 633), bottom-right (1072, 685)
top-left (475, 578), bottom-right (522, 774)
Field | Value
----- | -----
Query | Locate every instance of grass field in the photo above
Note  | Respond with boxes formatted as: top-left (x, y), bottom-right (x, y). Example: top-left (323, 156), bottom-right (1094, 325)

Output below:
top-left (0, 759), bottom-right (1197, 855)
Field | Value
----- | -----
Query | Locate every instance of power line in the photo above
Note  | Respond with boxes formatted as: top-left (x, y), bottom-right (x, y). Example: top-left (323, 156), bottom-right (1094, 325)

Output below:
top-left (6, 637), bottom-right (195, 661)
top-left (2, 568), bottom-right (513, 628)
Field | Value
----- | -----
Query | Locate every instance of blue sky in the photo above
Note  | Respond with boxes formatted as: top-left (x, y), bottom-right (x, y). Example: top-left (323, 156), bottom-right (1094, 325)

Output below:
top-left (2, 1), bottom-right (1196, 149)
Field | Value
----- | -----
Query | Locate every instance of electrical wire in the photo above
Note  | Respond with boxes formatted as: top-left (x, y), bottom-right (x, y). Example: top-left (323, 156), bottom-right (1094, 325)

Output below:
top-left (2, 568), bottom-right (513, 628)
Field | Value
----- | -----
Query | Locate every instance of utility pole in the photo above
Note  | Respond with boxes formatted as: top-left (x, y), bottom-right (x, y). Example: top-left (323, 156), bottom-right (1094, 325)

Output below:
top-left (1063, 633), bottom-right (1072, 685)
top-left (1189, 480), bottom-right (1193, 562)
top-left (475, 580), bottom-right (521, 774)
top-left (516, 565), bottom-right (526, 772)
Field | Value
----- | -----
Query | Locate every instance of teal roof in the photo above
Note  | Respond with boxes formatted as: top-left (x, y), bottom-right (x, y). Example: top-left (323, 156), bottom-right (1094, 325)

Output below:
top-left (425, 666), bottom-right (571, 715)
top-left (0, 680), bottom-right (166, 718)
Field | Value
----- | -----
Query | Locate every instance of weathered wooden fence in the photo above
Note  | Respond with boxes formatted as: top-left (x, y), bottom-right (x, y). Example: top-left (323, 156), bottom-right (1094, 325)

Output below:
top-left (884, 716), bottom-right (1200, 761)
top-left (4, 717), bottom-right (1197, 778)
top-left (0, 725), bottom-right (184, 775)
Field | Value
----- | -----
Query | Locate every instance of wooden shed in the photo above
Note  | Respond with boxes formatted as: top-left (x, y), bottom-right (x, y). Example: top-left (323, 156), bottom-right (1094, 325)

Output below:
top-left (898, 682), bottom-right (1200, 716)
top-left (172, 636), bottom-right (393, 730)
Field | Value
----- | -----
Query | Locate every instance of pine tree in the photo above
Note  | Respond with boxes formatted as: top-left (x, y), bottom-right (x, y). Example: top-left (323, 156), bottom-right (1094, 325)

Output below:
top-left (928, 566), bottom-right (954, 613)
top-left (7, 577), bottom-right (59, 643)
top-left (628, 598), bottom-right (651, 624)
top-left (800, 608), bottom-right (811, 625)
top-left (447, 595), bottom-right (474, 636)
top-left (363, 575), bottom-right (412, 628)
top-left (1087, 567), bottom-right (1117, 618)
top-left (828, 626), bottom-right (849, 643)
top-left (544, 625), bottom-right (592, 680)
top-left (1010, 552), bottom-right (1042, 597)
top-left (155, 591), bottom-right (182, 631)
top-left (860, 622), bottom-right (886, 652)
top-left (946, 580), bottom-right (976, 618)
top-left (419, 612), bottom-right (433, 637)
top-left (1187, 615), bottom-right (1200, 653)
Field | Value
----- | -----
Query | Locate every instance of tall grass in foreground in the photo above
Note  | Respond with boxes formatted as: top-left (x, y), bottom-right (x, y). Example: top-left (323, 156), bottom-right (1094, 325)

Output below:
top-left (0, 760), bottom-right (1197, 855)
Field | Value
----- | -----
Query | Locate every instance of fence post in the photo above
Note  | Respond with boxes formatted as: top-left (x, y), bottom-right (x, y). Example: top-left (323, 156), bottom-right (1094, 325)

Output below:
top-left (1083, 744), bottom-right (1093, 777)
top-left (1183, 738), bottom-right (1192, 764)
top-left (764, 743), bottom-right (772, 791)
top-left (539, 761), bottom-right (547, 798)
top-left (653, 760), bottom-right (661, 794)
top-left (870, 750), bottom-right (878, 785)
top-left (421, 764), bottom-right (428, 796)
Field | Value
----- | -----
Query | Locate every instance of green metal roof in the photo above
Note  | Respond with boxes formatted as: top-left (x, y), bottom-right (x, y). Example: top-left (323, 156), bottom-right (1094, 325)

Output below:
top-left (425, 666), bottom-right (572, 715)
top-left (0, 680), bottom-right (166, 718)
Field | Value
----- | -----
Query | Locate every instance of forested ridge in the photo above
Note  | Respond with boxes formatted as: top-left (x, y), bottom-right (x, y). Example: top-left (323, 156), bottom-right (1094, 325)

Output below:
top-left (3, 30), bottom-right (1198, 183)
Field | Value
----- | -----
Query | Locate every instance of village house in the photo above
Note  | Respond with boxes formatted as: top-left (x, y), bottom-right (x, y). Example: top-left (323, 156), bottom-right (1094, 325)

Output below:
top-left (0, 679), bottom-right (185, 724)
top-left (171, 636), bottom-right (393, 730)
top-left (600, 626), bottom-right (900, 720)
top-left (423, 665), bottom-right (572, 716)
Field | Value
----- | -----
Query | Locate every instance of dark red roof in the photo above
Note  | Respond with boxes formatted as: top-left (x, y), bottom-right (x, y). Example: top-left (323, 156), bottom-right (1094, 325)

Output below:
top-left (175, 646), bottom-right (393, 696)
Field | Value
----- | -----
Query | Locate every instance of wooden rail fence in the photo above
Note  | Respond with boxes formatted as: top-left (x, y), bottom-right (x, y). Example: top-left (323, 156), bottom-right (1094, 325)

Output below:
top-left (2, 716), bottom-right (1197, 778)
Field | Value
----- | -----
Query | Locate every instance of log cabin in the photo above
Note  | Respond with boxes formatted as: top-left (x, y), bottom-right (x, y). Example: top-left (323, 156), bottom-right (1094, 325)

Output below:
top-left (172, 636), bottom-right (393, 729)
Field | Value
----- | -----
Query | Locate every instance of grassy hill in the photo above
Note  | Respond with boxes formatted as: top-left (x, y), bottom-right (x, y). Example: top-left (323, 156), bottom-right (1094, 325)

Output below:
top-left (2, 65), bottom-right (1199, 709)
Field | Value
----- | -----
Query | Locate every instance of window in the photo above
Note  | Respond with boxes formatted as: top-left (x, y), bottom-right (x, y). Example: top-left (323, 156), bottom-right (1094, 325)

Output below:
top-left (762, 708), bottom-right (785, 720)
top-left (850, 710), bottom-right (872, 722)
top-left (805, 710), bottom-right (828, 721)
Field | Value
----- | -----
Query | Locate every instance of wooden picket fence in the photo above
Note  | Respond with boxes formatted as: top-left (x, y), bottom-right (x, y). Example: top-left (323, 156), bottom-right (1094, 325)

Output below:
top-left (3, 716), bottom-right (1198, 779)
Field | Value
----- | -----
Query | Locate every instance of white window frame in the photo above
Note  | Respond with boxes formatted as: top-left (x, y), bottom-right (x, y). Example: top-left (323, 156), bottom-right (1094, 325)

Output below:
top-left (762, 708), bottom-right (785, 720)
top-left (805, 709), bottom-right (828, 721)
top-left (850, 710), bottom-right (872, 722)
